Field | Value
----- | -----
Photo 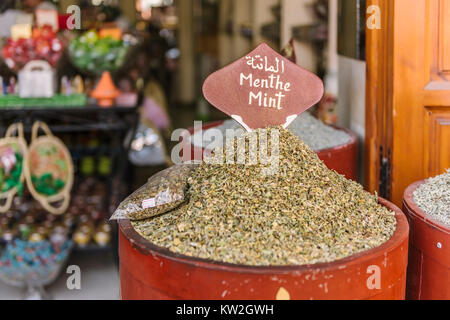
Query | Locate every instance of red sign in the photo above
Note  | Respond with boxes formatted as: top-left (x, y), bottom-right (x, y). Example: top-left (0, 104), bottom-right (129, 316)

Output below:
top-left (203, 43), bottom-right (324, 131)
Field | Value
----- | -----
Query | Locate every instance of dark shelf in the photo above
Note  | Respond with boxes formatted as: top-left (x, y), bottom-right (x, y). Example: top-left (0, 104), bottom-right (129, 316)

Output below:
top-left (0, 105), bottom-right (138, 113)
top-left (0, 105), bottom-right (139, 134)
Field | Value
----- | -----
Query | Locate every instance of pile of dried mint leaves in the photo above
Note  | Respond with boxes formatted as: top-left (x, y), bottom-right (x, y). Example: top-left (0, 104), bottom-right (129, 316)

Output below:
top-left (413, 170), bottom-right (450, 227)
top-left (132, 127), bottom-right (396, 266)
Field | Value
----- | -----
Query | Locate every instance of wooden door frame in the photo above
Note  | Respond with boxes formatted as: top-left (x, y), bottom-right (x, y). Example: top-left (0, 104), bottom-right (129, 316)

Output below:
top-left (365, 0), bottom-right (394, 198)
top-left (366, 0), bottom-right (450, 205)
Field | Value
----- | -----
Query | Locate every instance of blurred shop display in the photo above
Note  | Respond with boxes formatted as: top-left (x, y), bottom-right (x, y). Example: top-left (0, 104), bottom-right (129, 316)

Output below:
top-left (0, 0), bottom-right (178, 299)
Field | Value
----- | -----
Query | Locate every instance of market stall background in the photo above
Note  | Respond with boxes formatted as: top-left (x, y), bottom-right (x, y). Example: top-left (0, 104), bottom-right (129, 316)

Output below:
top-left (0, 0), bottom-right (448, 300)
top-left (0, 0), bottom-right (175, 299)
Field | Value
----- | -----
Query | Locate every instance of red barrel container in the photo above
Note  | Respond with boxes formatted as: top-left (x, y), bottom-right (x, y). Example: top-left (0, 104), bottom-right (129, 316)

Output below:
top-left (119, 198), bottom-right (409, 300)
top-left (180, 121), bottom-right (359, 181)
top-left (403, 181), bottom-right (450, 300)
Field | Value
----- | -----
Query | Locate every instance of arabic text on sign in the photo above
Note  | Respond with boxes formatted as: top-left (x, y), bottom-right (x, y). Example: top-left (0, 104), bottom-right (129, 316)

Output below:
top-left (240, 55), bottom-right (291, 110)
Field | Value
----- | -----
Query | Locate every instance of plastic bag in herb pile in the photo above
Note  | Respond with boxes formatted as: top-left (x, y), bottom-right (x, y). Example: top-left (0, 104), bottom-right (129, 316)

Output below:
top-left (111, 164), bottom-right (198, 221)
top-left (0, 145), bottom-right (24, 196)
top-left (29, 146), bottom-right (67, 197)
top-left (68, 29), bottom-right (137, 75)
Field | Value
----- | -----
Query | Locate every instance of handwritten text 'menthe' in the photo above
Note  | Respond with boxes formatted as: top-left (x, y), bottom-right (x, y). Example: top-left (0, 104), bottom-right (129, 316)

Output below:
top-left (240, 55), bottom-right (291, 110)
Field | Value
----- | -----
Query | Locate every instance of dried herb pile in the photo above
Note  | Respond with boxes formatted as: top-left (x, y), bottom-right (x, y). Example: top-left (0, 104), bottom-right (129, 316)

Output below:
top-left (132, 127), bottom-right (396, 266)
top-left (413, 170), bottom-right (450, 227)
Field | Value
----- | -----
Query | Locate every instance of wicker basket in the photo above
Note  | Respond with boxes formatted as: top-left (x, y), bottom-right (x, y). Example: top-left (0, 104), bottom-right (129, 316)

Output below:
top-left (0, 123), bottom-right (27, 213)
top-left (24, 122), bottom-right (73, 215)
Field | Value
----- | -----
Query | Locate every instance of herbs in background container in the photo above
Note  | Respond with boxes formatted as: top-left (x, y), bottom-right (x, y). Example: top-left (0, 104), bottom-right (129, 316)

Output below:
top-left (191, 112), bottom-right (352, 152)
top-left (413, 170), bottom-right (450, 227)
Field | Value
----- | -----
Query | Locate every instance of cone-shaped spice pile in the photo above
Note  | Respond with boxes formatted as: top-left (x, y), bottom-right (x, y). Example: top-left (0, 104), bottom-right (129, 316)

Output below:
top-left (132, 127), bottom-right (396, 266)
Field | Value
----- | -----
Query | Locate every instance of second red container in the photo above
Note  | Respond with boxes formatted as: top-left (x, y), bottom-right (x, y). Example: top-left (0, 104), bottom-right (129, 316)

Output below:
top-left (403, 181), bottom-right (450, 300)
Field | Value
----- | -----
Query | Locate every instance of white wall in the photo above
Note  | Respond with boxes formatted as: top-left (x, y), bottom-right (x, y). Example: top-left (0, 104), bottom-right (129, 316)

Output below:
top-left (218, 0), bottom-right (234, 67)
top-left (218, 0), bottom-right (325, 74)
top-left (232, 0), bottom-right (252, 60)
top-left (337, 57), bottom-right (366, 136)
top-left (281, 0), bottom-right (317, 72)
top-left (219, 0), bottom-right (278, 67)
top-left (338, 56), bottom-right (366, 182)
